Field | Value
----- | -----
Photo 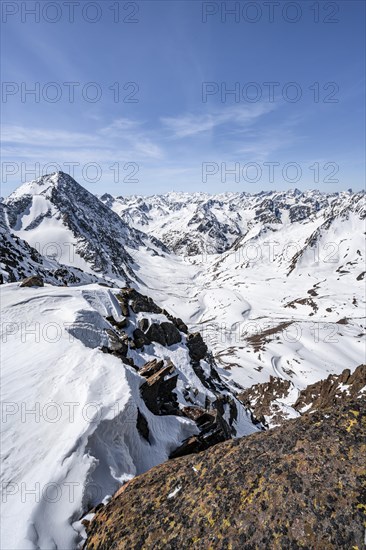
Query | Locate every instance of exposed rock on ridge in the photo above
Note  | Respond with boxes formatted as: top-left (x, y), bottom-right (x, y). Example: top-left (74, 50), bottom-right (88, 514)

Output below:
top-left (84, 395), bottom-right (366, 550)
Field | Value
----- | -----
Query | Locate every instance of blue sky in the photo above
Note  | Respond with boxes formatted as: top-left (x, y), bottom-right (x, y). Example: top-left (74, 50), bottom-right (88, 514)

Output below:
top-left (1, 0), bottom-right (365, 196)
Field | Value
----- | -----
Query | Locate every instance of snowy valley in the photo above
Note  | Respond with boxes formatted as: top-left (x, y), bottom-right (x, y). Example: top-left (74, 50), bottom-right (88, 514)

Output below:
top-left (1, 172), bottom-right (365, 549)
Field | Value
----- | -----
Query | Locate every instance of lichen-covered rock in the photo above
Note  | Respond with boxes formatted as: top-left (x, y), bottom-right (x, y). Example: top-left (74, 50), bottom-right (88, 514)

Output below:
top-left (85, 397), bottom-right (366, 550)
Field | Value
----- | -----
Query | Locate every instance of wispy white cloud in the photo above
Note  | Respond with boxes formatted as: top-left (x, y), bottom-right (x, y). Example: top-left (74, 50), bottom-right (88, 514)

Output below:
top-left (2, 118), bottom-right (164, 161)
top-left (2, 103), bottom-right (298, 192)
top-left (161, 103), bottom-right (275, 138)
top-left (100, 118), bottom-right (143, 136)
top-left (1, 126), bottom-right (99, 147)
top-left (234, 130), bottom-right (298, 160)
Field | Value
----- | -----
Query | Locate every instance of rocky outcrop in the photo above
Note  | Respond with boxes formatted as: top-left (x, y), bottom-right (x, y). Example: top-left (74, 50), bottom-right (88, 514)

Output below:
top-left (100, 287), bottom-right (256, 455)
top-left (238, 376), bottom-right (292, 427)
top-left (19, 275), bottom-right (44, 287)
top-left (140, 360), bottom-right (179, 416)
top-left (126, 288), bottom-right (162, 314)
top-left (160, 322), bottom-right (182, 345)
top-left (144, 322), bottom-right (182, 347)
top-left (138, 318), bottom-right (149, 331)
top-left (237, 365), bottom-right (366, 428)
top-left (294, 363), bottom-right (366, 413)
top-left (136, 409), bottom-right (150, 442)
top-left (170, 398), bottom-right (238, 459)
top-left (138, 358), bottom-right (164, 377)
top-left (132, 328), bottom-right (151, 349)
top-left (186, 332), bottom-right (208, 362)
top-left (84, 396), bottom-right (366, 550)
top-left (162, 311), bottom-right (188, 334)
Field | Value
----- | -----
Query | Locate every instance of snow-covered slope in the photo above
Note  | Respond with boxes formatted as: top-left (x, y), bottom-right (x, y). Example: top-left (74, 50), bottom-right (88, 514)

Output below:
top-left (3, 176), bottom-right (364, 395)
top-left (1, 283), bottom-right (257, 550)
top-left (0, 202), bottom-right (100, 285)
top-left (1, 174), bottom-right (365, 550)
top-left (122, 189), bottom-right (365, 396)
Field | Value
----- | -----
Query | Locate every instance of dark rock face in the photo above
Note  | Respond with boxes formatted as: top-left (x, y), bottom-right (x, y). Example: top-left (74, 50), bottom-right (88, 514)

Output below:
top-left (174, 318), bottom-right (188, 334)
top-left (84, 397), bottom-right (366, 550)
top-left (106, 315), bottom-right (127, 330)
top-left (132, 328), bottom-right (151, 349)
top-left (145, 323), bottom-right (167, 346)
top-left (143, 322), bottom-right (181, 347)
top-left (115, 293), bottom-right (129, 316)
top-left (160, 322), bottom-right (182, 346)
top-left (136, 409), bottom-right (150, 442)
top-left (162, 310), bottom-right (188, 334)
top-left (170, 405), bottom-right (232, 459)
top-left (104, 330), bottom-right (128, 356)
top-left (186, 333), bottom-right (208, 362)
top-left (138, 318), bottom-right (149, 331)
top-left (140, 361), bottom-right (179, 415)
top-left (126, 288), bottom-right (162, 314)
top-left (19, 275), bottom-right (44, 287)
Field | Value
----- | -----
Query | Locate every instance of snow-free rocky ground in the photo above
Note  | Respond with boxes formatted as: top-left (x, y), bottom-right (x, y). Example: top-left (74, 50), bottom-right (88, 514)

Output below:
top-left (1, 172), bottom-right (365, 549)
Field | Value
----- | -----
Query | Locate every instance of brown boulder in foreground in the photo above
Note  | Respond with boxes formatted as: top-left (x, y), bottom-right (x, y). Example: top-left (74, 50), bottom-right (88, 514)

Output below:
top-left (84, 396), bottom-right (366, 549)
top-left (19, 275), bottom-right (44, 287)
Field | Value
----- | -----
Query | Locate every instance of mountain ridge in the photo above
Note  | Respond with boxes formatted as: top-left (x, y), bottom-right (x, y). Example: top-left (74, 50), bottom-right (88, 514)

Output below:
top-left (1, 173), bottom-right (365, 550)
top-left (4, 172), bottom-right (168, 284)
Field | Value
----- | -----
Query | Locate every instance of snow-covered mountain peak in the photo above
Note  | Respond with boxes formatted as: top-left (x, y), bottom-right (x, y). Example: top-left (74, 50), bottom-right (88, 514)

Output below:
top-left (6, 171), bottom-right (73, 201)
top-left (4, 173), bottom-right (168, 283)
